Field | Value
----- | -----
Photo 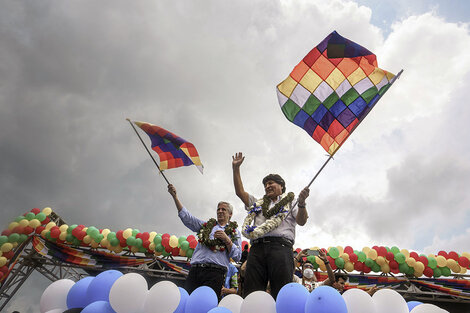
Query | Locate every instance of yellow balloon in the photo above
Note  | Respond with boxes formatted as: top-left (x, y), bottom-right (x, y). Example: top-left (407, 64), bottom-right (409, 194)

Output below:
top-left (113, 246), bottom-right (123, 254)
top-left (414, 261), bottom-right (424, 273)
top-left (82, 227), bottom-right (88, 232)
top-left (344, 261), bottom-right (354, 272)
top-left (451, 263), bottom-right (461, 273)
top-left (341, 253), bottom-right (350, 262)
top-left (446, 259), bottom-right (457, 268)
top-left (90, 241), bottom-right (100, 249)
top-left (179, 249), bottom-right (187, 257)
top-left (381, 263), bottom-right (390, 273)
top-left (414, 271), bottom-right (423, 278)
top-left (19, 219), bottom-right (29, 228)
top-left (41, 230), bottom-right (48, 238)
top-left (462, 252), bottom-right (470, 259)
top-left (100, 239), bottom-right (110, 248)
top-left (311, 246), bottom-right (319, 251)
top-left (83, 235), bottom-right (92, 244)
top-left (406, 257), bottom-right (416, 267)
top-left (0, 256), bottom-right (7, 267)
top-left (336, 246), bottom-right (344, 255)
top-left (368, 249), bottom-right (378, 260)
top-left (123, 228), bottom-right (133, 239)
top-left (130, 246), bottom-right (139, 253)
top-left (149, 243), bottom-right (155, 251)
top-left (319, 263), bottom-right (326, 272)
top-left (154, 251), bottom-right (162, 256)
top-left (101, 229), bottom-right (111, 237)
top-left (12, 242), bottom-right (18, 248)
top-left (169, 235), bottom-right (179, 248)
top-left (436, 255), bottom-right (447, 267)
top-left (1, 243), bottom-right (13, 253)
top-left (427, 254), bottom-right (436, 259)
top-left (29, 219), bottom-right (41, 228)
top-left (315, 256), bottom-right (324, 266)
top-left (149, 232), bottom-right (157, 242)
top-left (8, 222), bottom-right (19, 231)
top-left (362, 247), bottom-right (371, 254)
top-left (0, 251), bottom-right (2, 257)
top-left (45, 222), bottom-right (56, 231)
top-left (59, 232), bottom-right (67, 241)
top-left (460, 267), bottom-right (467, 274)
top-left (42, 207), bottom-right (52, 215)
top-left (400, 249), bottom-right (410, 258)
top-left (376, 256), bottom-right (386, 266)
top-left (59, 225), bottom-right (69, 232)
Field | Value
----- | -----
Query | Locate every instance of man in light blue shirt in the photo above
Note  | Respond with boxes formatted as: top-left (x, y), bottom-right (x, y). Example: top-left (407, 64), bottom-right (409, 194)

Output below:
top-left (168, 184), bottom-right (242, 298)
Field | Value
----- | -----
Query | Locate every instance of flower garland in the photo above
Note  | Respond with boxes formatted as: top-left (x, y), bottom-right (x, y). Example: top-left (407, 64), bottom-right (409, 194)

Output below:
top-left (197, 218), bottom-right (238, 252)
top-left (242, 192), bottom-right (294, 239)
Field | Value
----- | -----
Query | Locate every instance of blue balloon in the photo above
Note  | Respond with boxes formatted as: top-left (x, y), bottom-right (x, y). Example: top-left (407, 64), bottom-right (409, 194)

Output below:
top-left (67, 276), bottom-right (95, 309)
top-left (174, 287), bottom-right (189, 313)
top-left (276, 282), bottom-right (309, 313)
top-left (407, 301), bottom-right (423, 311)
top-left (81, 300), bottom-right (116, 313)
top-left (86, 270), bottom-right (123, 303)
top-left (207, 307), bottom-right (232, 313)
top-left (184, 286), bottom-right (218, 313)
top-left (304, 285), bottom-right (347, 313)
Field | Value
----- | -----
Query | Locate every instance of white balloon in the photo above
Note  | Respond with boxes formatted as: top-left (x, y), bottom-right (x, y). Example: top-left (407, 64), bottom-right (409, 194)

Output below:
top-left (372, 289), bottom-right (408, 313)
top-left (240, 291), bottom-right (275, 313)
top-left (40, 279), bottom-right (75, 313)
top-left (219, 294), bottom-right (243, 313)
top-left (410, 303), bottom-right (448, 313)
top-left (142, 280), bottom-right (180, 313)
top-left (109, 273), bottom-right (149, 313)
top-left (342, 288), bottom-right (375, 313)
top-left (44, 309), bottom-right (64, 313)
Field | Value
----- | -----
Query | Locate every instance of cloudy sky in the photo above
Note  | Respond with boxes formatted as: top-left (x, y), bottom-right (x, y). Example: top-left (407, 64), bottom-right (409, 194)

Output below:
top-left (1, 0), bottom-right (470, 311)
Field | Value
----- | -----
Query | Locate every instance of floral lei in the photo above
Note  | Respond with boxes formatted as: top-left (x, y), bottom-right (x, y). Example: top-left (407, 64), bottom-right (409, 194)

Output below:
top-left (197, 218), bottom-right (239, 252)
top-left (242, 192), bottom-right (294, 239)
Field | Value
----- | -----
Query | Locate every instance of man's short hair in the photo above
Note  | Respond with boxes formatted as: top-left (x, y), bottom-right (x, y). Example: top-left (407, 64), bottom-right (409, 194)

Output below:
top-left (335, 273), bottom-right (348, 282)
top-left (262, 174), bottom-right (286, 193)
top-left (218, 201), bottom-right (233, 215)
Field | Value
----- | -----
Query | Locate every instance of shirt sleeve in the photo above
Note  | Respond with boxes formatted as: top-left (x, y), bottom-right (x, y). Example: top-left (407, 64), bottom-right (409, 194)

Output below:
top-left (245, 194), bottom-right (258, 211)
top-left (178, 207), bottom-right (204, 233)
top-left (228, 229), bottom-right (242, 262)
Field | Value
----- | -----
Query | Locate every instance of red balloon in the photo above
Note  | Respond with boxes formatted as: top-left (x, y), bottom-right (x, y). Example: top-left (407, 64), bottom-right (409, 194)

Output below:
top-left (410, 252), bottom-right (419, 259)
top-left (423, 267), bottom-right (433, 278)
top-left (389, 260), bottom-right (399, 270)
top-left (162, 233), bottom-right (170, 239)
top-left (385, 252), bottom-right (395, 262)
top-left (438, 250), bottom-right (448, 258)
top-left (171, 247), bottom-right (180, 256)
top-left (12, 226), bottom-right (24, 234)
top-left (1, 229), bottom-right (11, 236)
top-left (458, 256), bottom-right (470, 268)
top-left (391, 268), bottom-right (400, 274)
top-left (119, 238), bottom-right (127, 247)
top-left (116, 230), bottom-right (124, 241)
top-left (295, 248), bottom-right (302, 254)
top-left (448, 251), bottom-right (459, 261)
top-left (378, 247), bottom-right (387, 257)
top-left (419, 256), bottom-right (428, 267)
top-left (354, 262), bottom-right (364, 272)
top-left (161, 237), bottom-right (170, 247)
top-left (0, 266), bottom-right (8, 274)
top-left (141, 232), bottom-right (150, 241)
top-left (35, 226), bottom-right (45, 234)
top-left (41, 217), bottom-right (50, 225)
top-left (165, 246), bottom-right (172, 253)
top-left (189, 240), bottom-right (198, 249)
top-left (3, 251), bottom-right (14, 259)
top-left (344, 246), bottom-right (354, 254)
top-left (31, 208), bottom-right (41, 214)
top-left (50, 228), bottom-right (60, 239)
top-left (349, 253), bottom-right (358, 263)
top-left (187, 235), bottom-right (196, 242)
top-left (142, 240), bottom-right (150, 249)
top-left (363, 265), bottom-right (371, 273)
top-left (23, 226), bottom-right (34, 234)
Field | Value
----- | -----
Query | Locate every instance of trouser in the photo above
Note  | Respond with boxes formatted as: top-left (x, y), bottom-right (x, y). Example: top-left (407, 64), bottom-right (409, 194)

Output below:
top-left (242, 237), bottom-right (294, 299)
top-left (185, 263), bottom-right (227, 300)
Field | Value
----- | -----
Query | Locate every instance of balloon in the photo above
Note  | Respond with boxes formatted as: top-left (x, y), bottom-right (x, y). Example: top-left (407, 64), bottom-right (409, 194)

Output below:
top-left (342, 288), bottom-right (375, 313)
top-left (305, 286), bottom-right (347, 313)
top-left (335, 257), bottom-right (345, 269)
top-left (372, 288), bottom-right (408, 313)
top-left (81, 301), bottom-right (116, 313)
top-left (218, 294), bottom-right (243, 313)
top-left (67, 276), bottom-right (95, 309)
top-left (63, 308), bottom-right (84, 312)
top-left (240, 291), bottom-right (275, 313)
top-left (185, 286), bottom-right (218, 313)
top-left (410, 303), bottom-right (447, 313)
top-left (109, 273), bottom-right (148, 313)
top-left (276, 283), bottom-right (309, 313)
top-left (143, 280), bottom-right (180, 313)
top-left (328, 247), bottom-right (340, 258)
top-left (458, 256), bottom-right (470, 268)
top-left (44, 309), bottom-right (65, 313)
top-left (174, 287), bottom-right (189, 313)
top-left (208, 308), bottom-right (232, 313)
top-left (87, 270), bottom-right (123, 303)
top-left (40, 279), bottom-right (75, 313)
top-left (169, 235), bottom-right (179, 248)
top-left (344, 261), bottom-right (354, 272)
top-left (367, 249), bottom-right (378, 260)
top-left (407, 301), bottom-right (423, 311)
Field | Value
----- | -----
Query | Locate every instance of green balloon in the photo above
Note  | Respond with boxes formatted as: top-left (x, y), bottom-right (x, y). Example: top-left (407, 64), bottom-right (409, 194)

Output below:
top-left (328, 247), bottom-right (340, 259)
top-left (95, 234), bottom-right (104, 243)
top-left (107, 232), bottom-right (117, 240)
top-left (135, 238), bottom-right (143, 247)
top-left (127, 236), bottom-right (137, 246)
top-left (178, 236), bottom-right (186, 246)
top-left (441, 266), bottom-right (451, 276)
top-left (372, 263), bottom-right (381, 273)
top-left (306, 256), bottom-right (315, 264)
top-left (365, 258), bottom-right (374, 268)
top-left (162, 250), bottom-right (171, 257)
top-left (8, 233), bottom-right (20, 243)
top-left (154, 235), bottom-right (162, 245)
top-left (406, 266), bottom-right (415, 275)
top-left (15, 216), bottom-right (25, 222)
top-left (25, 212), bottom-right (35, 221)
top-left (139, 246), bottom-right (147, 253)
top-left (357, 251), bottom-right (366, 262)
top-left (394, 252), bottom-right (406, 264)
top-left (67, 224), bottom-right (78, 234)
top-left (180, 241), bottom-right (190, 251)
top-left (18, 234), bottom-right (28, 243)
top-left (72, 238), bottom-right (81, 246)
top-left (433, 267), bottom-right (442, 278)
top-left (110, 238), bottom-right (120, 247)
top-left (428, 257), bottom-right (437, 269)
top-left (0, 236), bottom-right (8, 245)
top-left (391, 246), bottom-right (400, 255)
top-left (335, 257), bottom-right (345, 269)
top-left (66, 234), bottom-right (74, 242)
top-left (36, 212), bottom-right (46, 222)
top-left (132, 229), bottom-right (139, 236)
top-left (385, 246), bottom-right (391, 252)
top-left (399, 263), bottom-right (410, 274)
top-left (155, 243), bottom-right (164, 252)
top-left (186, 248), bottom-right (194, 258)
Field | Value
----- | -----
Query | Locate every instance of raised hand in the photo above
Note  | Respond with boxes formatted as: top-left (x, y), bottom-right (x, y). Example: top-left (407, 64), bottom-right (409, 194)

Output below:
top-left (232, 152), bottom-right (245, 169)
top-left (298, 187), bottom-right (310, 206)
top-left (318, 248), bottom-right (328, 263)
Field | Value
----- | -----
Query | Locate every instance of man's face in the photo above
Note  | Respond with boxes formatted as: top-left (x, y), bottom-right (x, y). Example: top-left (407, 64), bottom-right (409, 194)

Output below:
top-left (264, 180), bottom-right (283, 199)
top-left (333, 277), bottom-right (346, 292)
top-left (217, 203), bottom-right (231, 225)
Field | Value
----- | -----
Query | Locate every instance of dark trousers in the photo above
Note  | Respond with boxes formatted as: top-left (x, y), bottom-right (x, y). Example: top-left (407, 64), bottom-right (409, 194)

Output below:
top-left (185, 265), bottom-right (226, 300)
top-left (243, 240), bottom-right (294, 299)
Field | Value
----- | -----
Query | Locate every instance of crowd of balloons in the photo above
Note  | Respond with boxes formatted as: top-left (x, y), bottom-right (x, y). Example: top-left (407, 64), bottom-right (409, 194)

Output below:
top-left (1, 207), bottom-right (469, 282)
top-left (40, 270), bottom-right (448, 313)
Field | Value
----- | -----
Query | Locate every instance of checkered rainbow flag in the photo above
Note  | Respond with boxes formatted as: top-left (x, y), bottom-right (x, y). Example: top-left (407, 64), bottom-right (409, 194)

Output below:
top-left (135, 121), bottom-right (204, 174)
top-left (276, 31), bottom-right (399, 155)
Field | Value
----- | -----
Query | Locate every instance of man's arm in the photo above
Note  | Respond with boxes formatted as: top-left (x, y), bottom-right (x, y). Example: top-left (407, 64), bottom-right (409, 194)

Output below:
top-left (168, 184), bottom-right (204, 232)
top-left (296, 187), bottom-right (310, 226)
top-left (318, 249), bottom-right (335, 286)
top-left (232, 152), bottom-right (250, 207)
top-left (168, 184), bottom-right (183, 212)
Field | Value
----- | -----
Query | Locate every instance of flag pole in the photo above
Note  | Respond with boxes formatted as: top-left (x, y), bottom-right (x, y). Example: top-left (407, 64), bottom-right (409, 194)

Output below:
top-left (289, 69), bottom-right (404, 211)
top-left (126, 118), bottom-right (171, 185)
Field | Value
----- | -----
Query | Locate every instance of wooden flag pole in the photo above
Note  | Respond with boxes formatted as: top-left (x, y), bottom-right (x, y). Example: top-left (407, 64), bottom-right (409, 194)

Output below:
top-left (126, 118), bottom-right (171, 185)
top-left (289, 69), bottom-right (404, 213)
